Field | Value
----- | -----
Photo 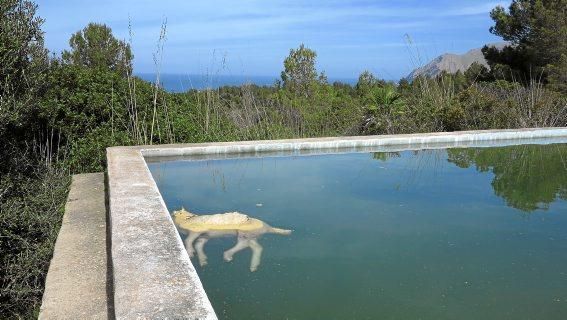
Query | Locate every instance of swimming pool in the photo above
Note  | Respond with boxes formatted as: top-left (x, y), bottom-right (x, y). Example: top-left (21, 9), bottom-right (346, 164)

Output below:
top-left (147, 142), bottom-right (567, 319)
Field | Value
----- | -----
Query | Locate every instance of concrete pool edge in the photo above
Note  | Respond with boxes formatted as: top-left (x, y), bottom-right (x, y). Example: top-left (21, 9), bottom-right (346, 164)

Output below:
top-left (106, 127), bottom-right (567, 318)
top-left (140, 127), bottom-right (567, 158)
top-left (106, 148), bottom-right (217, 319)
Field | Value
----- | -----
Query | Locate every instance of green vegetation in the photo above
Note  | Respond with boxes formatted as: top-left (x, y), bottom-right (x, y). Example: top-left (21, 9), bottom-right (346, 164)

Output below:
top-left (280, 43), bottom-right (323, 96)
top-left (0, 0), bottom-right (565, 318)
top-left (62, 23), bottom-right (133, 76)
top-left (448, 144), bottom-right (567, 212)
top-left (0, 171), bottom-right (69, 319)
top-left (483, 0), bottom-right (567, 91)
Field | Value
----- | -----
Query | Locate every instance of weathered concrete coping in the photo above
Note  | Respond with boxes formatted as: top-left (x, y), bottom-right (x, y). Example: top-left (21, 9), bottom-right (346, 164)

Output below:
top-left (142, 127), bottom-right (567, 160)
top-left (39, 173), bottom-right (110, 320)
top-left (107, 127), bottom-right (567, 319)
top-left (106, 149), bottom-right (217, 319)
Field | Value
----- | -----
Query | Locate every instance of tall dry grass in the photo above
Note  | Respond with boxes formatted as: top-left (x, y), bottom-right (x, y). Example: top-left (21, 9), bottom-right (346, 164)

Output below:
top-left (124, 19), bottom-right (176, 145)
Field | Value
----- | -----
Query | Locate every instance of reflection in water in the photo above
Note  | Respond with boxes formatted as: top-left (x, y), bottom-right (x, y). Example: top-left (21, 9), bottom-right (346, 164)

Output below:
top-left (172, 207), bottom-right (292, 271)
top-left (149, 146), bottom-right (567, 320)
top-left (372, 151), bottom-right (401, 162)
top-left (447, 144), bottom-right (567, 212)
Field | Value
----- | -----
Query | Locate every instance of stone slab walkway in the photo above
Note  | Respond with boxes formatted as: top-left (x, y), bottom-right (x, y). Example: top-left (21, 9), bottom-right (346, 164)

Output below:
top-left (39, 173), bottom-right (111, 320)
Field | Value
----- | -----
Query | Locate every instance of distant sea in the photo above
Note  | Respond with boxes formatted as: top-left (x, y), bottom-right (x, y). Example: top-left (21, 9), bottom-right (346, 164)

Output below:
top-left (136, 73), bottom-right (357, 92)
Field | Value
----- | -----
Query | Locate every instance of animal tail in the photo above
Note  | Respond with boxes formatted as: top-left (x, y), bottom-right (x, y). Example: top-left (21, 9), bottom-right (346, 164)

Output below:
top-left (270, 227), bottom-right (293, 235)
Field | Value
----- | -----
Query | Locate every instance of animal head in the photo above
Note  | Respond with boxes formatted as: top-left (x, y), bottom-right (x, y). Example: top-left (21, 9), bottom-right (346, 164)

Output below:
top-left (172, 207), bottom-right (195, 220)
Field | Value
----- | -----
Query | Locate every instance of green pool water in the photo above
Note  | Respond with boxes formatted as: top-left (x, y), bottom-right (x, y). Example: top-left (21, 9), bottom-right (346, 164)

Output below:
top-left (148, 143), bottom-right (567, 320)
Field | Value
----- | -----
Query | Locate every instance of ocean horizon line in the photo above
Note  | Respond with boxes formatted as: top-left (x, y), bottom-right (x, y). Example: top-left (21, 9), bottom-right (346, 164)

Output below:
top-left (135, 72), bottom-right (358, 92)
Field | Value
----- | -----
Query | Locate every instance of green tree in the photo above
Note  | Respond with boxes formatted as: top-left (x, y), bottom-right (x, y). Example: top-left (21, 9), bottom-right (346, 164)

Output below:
top-left (464, 62), bottom-right (492, 83)
top-left (281, 44), bottom-right (319, 96)
top-left (62, 23), bottom-right (133, 76)
top-left (0, 2), bottom-right (69, 318)
top-left (355, 70), bottom-right (386, 96)
top-left (483, 0), bottom-right (567, 87)
top-left (448, 144), bottom-right (567, 212)
top-left (547, 53), bottom-right (567, 93)
top-left (0, 0), bottom-right (48, 174)
top-left (40, 63), bottom-right (129, 142)
top-left (397, 78), bottom-right (411, 93)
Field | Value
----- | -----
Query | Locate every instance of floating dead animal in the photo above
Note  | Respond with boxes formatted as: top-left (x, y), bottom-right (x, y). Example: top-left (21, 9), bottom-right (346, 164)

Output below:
top-left (172, 207), bottom-right (292, 271)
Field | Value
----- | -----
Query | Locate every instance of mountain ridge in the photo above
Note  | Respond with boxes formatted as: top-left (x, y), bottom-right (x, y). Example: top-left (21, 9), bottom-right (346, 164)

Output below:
top-left (406, 42), bottom-right (507, 80)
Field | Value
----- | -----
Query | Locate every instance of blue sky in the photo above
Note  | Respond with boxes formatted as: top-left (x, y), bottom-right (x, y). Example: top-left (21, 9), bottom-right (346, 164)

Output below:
top-left (36, 0), bottom-right (507, 80)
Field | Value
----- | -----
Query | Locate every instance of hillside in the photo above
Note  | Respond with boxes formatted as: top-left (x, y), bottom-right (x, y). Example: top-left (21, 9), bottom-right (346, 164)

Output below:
top-left (406, 43), bottom-right (507, 80)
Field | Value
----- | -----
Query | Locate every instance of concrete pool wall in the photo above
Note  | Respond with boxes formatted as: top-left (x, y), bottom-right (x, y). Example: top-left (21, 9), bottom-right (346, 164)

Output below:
top-left (106, 127), bottom-right (567, 319)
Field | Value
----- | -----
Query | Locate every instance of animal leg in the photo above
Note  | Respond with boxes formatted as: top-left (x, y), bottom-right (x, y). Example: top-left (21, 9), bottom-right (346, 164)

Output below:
top-left (184, 232), bottom-right (200, 258)
top-left (195, 237), bottom-right (209, 267)
top-left (223, 237), bottom-right (250, 262)
top-left (248, 239), bottom-right (263, 272)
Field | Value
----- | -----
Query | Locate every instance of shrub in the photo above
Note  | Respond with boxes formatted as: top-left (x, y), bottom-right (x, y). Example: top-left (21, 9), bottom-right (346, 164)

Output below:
top-left (0, 171), bottom-right (70, 318)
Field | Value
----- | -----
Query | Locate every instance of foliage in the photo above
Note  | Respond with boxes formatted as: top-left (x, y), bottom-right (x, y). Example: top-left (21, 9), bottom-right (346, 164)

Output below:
top-left (41, 63), bottom-right (129, 140)
top-left (67, 125), bottom-right (132, 173)
top-left (360, 84), bottom-right (405, 134)
top-left (359, 70), bottom-right (566, 135)
top-left (280, 44), bottom-right (321, 97)
top-left (463, 62), bottom-right (493, 83)
top-left (455, 80), bottom-right (567, 129)
top-left (355, 70), bottom-right (387, 96)
top-left (448, 144), bottom-right (567, 212)
top-left (483, 0), bottom-right (567, 86)
top-left (0, 0), bottom-right (48, 175)
top-left (547, 53), bottom-right (567, 94)
top-left (62, 23), bottom-right (133, 76)
top-left (0, 170), bottom-right (70, 318)
top-left (400, 74), bottom-right (459, 133)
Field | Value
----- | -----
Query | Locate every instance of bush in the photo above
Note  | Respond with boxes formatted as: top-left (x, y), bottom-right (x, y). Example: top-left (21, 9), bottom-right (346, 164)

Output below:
top-left (0, 171), bottom-right (70, 318)
top-left (67, 125), bottom-right (132, 173)
top-left (453, 81), bottom-right (567, 130)
top-left (0, 0), bottom-right (48, 175)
